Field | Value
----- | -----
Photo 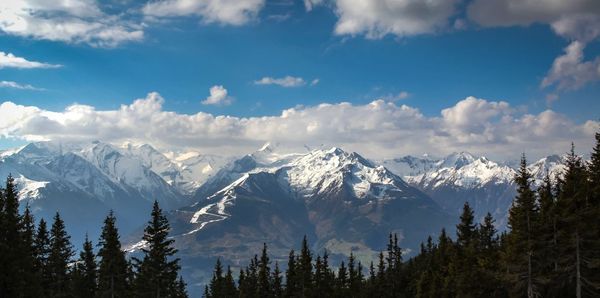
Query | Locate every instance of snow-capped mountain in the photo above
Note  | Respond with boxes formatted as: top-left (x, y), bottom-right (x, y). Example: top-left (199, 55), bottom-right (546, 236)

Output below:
top-left (0, 140), bottom-right (222, 246)
top-left (382, 152), bottom-right (568, 226)
top-left (159, 146), bottom-right (452, 294)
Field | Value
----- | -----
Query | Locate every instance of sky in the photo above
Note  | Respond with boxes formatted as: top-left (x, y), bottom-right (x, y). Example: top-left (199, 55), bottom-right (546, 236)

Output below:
top-left (0, 0), bottom-right (599, 161)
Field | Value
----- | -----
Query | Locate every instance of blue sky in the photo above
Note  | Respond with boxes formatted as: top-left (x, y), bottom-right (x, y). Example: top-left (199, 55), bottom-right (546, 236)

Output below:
top-left (0, 0), bottom-right (599, 159)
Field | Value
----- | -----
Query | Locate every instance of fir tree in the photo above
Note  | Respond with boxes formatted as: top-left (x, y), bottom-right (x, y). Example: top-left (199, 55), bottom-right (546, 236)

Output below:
top-left (298, 236), bottom-right (313, 296)
top-left (272, 262), bottom-right (283, 298)
top-left (97, 211), bottom-right (129, 297)
top-left (72, 235), bottom-right (98, 297)
top-left (48, 212), bottom-right (74, 297)
top-left (556, 144), bottom-right (595, 297)
top-left (35, 218), bottom-right (52, 296)
top-left (507, 154), bottom-right (539, 298)
top-left (285, 249), bottom-right (298, 297)
top-left (133, 201), bottom-right (183, 297)
top-left (21, 205), bottom-right (44, 297)
top-left (0, 175), bottom-right (25, 296)
top-left (257, 243), bottom-right (272, 297)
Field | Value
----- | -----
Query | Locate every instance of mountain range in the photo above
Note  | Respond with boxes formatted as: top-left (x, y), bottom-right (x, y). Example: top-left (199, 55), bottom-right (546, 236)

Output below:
top-left (0, 140), bottom-right (568, 294)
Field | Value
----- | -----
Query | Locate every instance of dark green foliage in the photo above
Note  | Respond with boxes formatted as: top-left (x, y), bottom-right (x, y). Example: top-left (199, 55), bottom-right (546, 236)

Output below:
top-left (48, 212), bottom-right (74, 297)
top-left (133, 201), bottom-right (183, 297)
top-left (0, 176), bottom-right (188, 298)
top-left (97, 211), bottom-right (130, 297)
top-left (35, 218), bottom-right (52, 296)
top-left (71, 235), bottom-right (98, 297)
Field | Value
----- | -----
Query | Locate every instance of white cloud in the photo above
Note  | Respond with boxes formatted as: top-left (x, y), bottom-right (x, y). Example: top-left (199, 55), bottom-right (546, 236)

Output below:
top-left (0, 81), bottom-right (42, 91)
top-left (143, 0), bottom-right (265, 26)
top-left (254, 76), bottom-right (307, 87)
top-left (310, 79), bottom-right (320, 86)
top-left (0, 51), bottom-right (61, 69)
top-left (379, 91), bottom-right (410, 101)
top-left (304, 0), bottom-right (324, 12)
top-left (0, 0), bottom-right (143, 47)
top-left (202, 85), bottom-right (233, 106)
top-left (332, 0), bottom-right (460, 38)
top-left (542, 41), bottom-right (600, 90)
top-left (467, 0), bottom-right (600, 91)
top-left (0, 93), bottom-right (597, 160)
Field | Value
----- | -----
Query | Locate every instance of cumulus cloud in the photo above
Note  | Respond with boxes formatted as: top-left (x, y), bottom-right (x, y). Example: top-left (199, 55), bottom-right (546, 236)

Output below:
top-left (202, 85), bottom-right (233, 106)
top-left (254, 76), bottom-right (309, 87)
top-left (0, 93), bottom-right (597, 160)
top-left (143, 0), bottom-right (265, 26)
top-left (467, 0), bottom-right (600, 91)
top-left (0, 52), bottom-right (62, 69)
top-left (332, 0), bottom-right (460, 38)
top-left (0, 0), bottom-right (143, 47)
top-left (542, 41), bottom-right (600, 90)
top-left (0, 81), bottom-right (42, 91)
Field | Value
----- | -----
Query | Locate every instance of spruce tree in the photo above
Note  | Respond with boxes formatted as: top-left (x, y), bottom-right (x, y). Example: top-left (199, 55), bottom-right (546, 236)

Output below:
top-left (223, 266), bottom-right (238, 297)
top-left (133, 201), bottom-right (183, 297)
top-left (208, 258), bottom-right (224, 298)
top-left (35, 217), bottom-right (52, 296)
top-left (454, 202), bottom-right (483, 296)
top-left (257, 243), bottom-right (272, 297)
top-left (271, 262), bottom-right (283, 298)
top-left (0, 175), bottom-right (25, 296)
top-left (507, 154), bottom-right (538, 298)
top-left (48, 212), bottom-right (74, 297)
top-left (285, 249), bottom-right (298, 297)
top-left (21, 205), bottom-right (44, 296)
top-left (556, 144), bottom-right (595, 297)
top-left (72, 235), bottom-right (98, 297)
top-left (536, 172), bottom-right (559, 293)
top-left (298, 236), bottom-right (313, 296)
top-left (97, 211), bottom-right (130, 297)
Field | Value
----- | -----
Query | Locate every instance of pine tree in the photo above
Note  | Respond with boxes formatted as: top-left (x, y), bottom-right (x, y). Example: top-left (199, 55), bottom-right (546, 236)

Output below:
top-left (298, 236), bottom-right (313, 296)
top-left (21, 204), bottom-right (44, 297)
top-left (133, 201), bottom-right (183, 297)
top-left (72, 235), bottom-right (98, 297)
top-left (35, 218), bottom-right (52, 296)
top-left (536, 172), bottom-right (559, 293)
top-left (272, 262), bottom-right (283, 298)
top-left (258, 243), bottom-right (272, 297)
top-left (285, 249), bottom-right (298, 297)
top-left (223, 266), bottom-right (238, 297)
top-left (97, 211), bottom-right (130, 297)
top-left (48, 212), bottom-right (74, 297)
top-left (208, 258), bottom-right (224, 298)
top-left (555, 144), bottom-right (596, 297)
top-left (454, 202), bottom-right (483, 296)
top-left (507, 154), bottom-right (539, 298)
top-left (0, 175), bottom-right (25, 296)
top-left (174, 276), bottom-right (188, 298)
top-left (336, 261), bottom-right (349, 296)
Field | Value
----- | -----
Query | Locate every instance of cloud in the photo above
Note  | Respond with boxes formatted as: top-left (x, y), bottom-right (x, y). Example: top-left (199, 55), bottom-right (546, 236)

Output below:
top-left (541, 41), bottom-right (600, 90)
top-left (254, 76), bottom-right (308, 87)
top-left (0, 0), bottom-right (143, 47)
top-left (202, 85), bottom-right (233, 106)
top-left (143, 0), bottom-right (265, 26)
top-left (0, 93), bottom-right (597, 161)
top-left (331, 0), bottom-right (460, 38)
top-left (467, 0), bottom-right (600, 91)
top-left (304, 0), bottom-right (324, 12)
top-left (379, 91), bottom-right (410, 101)
top-left (0, 52), bottom-right (62, 69)
top-left (0, 81), bottom-right (42, 91)
top-left (310, 79), bottom-right (320, 86)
